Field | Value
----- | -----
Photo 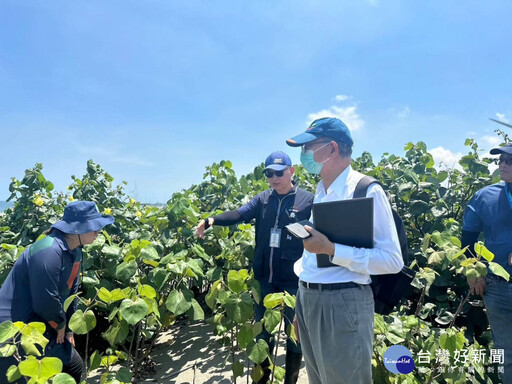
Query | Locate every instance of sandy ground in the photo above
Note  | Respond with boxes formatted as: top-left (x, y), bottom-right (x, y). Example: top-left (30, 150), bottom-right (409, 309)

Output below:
top-left (145, 321), bottom-right (309, 384)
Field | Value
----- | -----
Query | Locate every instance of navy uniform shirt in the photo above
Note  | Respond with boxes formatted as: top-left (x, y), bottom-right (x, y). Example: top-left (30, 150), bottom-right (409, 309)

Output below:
top-left (463, 182), bottom-right (512, 275)
top-left (0, 230), bottom-right (82, 332)
top-left (238, 185), bottom-right (314, 284)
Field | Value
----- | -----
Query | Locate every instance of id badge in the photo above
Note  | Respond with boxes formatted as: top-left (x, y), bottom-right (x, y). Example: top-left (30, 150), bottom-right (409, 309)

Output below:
top-left (269, 228), bottom-right (282, 248)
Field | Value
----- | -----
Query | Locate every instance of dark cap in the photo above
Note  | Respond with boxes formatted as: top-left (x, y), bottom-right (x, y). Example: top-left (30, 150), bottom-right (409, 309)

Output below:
top-left (51, 201), bottom-right (115, 234)
top-left (286, 117), bottom-right (353, 148)
top-left (490, 143), bottom-right (512, 156)
top-left (264, 151), bottom-right (292, 171)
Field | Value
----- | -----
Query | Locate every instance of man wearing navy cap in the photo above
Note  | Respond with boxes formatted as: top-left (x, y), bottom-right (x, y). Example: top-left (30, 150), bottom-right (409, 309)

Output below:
top-left (286, 117), bottom-right (403, 384)
top-left (0, 201), bottom-right (114, 384)
top-left (461, 142), bottom-right (512, 383)
top-left (196, 151), bottom-right (313, 384)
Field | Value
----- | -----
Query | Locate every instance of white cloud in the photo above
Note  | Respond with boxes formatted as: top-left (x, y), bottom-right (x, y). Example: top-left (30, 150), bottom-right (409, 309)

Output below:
top-left (335, 95), bottom-right (349, 102)
top-left (397, 106), bottom-right (410, 119)
top-left (430, 146), bottom-right (463, 170)
top-left (481, 135), bottom-right (501, 149)
top-left (308, 97), bottom-right (365, 131)
top-left (496, 112), bottom-right (509, 123)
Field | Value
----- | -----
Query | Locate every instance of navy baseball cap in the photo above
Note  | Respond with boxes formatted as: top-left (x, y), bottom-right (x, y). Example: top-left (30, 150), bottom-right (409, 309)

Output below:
top-left (490, 143), bottom-right (512, 156)
top-left (51, 201), bottom-right (114, 234)
top-left (265, 151), bottom-right (292, 171)
top-left (286, 117), bottom-right (353, 148)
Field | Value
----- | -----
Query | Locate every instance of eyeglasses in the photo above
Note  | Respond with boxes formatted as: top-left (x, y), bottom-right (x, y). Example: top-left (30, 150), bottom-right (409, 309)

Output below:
top-left (497, 157), bottom-right (512, 166)
top-left (264, 169), bottom-right (286, 178)
top-left (301, 140), bottom-right (332, 153)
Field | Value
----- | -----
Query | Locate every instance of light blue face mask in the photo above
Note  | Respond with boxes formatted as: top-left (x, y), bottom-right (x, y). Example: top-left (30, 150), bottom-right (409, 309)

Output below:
top-left (300, 142), bottom-right (332, 175)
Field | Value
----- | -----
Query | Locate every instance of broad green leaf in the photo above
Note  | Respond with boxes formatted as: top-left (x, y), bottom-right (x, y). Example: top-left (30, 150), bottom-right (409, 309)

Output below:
top-left (251, 365), bottom-right (264, 383)
top-left (421, 234), bottom-right (431, 253)
top-left (97, 287), bottom-right (112, 303)
top-left (250, 279), bottom-right (261, 305)
top-left (141, 246), bottom-right (159, 261)
top-left (90, 350), bottom-right (102, 371)
top-left (69, 310), bottom-right (96, 335)
top-left (119, 299), bottom-right (149, 325)
top-left (409, 200), bottom-right (430, 215)
top-left (205, 280), bottom-right (222, 309)
top-left (489, 262), bottom-right (511, 281)
top-left (439, 331), bottom-right (464, 354)
top-left (287, 322), bottom-right (298, 345)
top-left (188, 299), bottom-right (204, 321)
top-left (20, 324), bottom-right (48, 356)
top-left (227, 270), bottom-right (245, 294)
top-left (271, 365), bottom-right (286, 382)
top-left (115, 350), bottom-right (129, 360)
top-left (108, 307), bottom-right (119, 322)
top-left (102, 244), bottom-right (121, 258)
top-left (184, 258), bottom-right (204, 279)
top-left (138, 284), bottom-right (157, 299)
top-left (283, 292), bottom-right (296, 309)
top-left (460, 258), bottom-right (476, 267)
top-left (405, 315), bottom-right (419, 328)
top-left (450, 246), bottom-right (468, 261)
top-left (115, 261), bottom-right (137, 281)
top-left (247, 339), bottom-right (269, 365)
top-left (428, 252), bottom-right (444, 266)
top-left (385, 331), bottom-right (405, 344)
top-left (191, 244), bottom-right (213, 264)
top-left (6, 365), bottom-right (21, 383)
top-left (237, 323), bottom-right (254, 349)
top-left (0, 344), bottom-right (16, 357)
top-left (374, 314), bottom-right (387, 335)
top-left (0, 321), bottom-right (18, 343)
top-left (431, 231), bottom-right (451, 247)
top-left (435, 311), bottom-right (455, 326)
top-left (474, 243), bottom-right (494, 262)
top-left (100, 355), bottom-right (118, 367)
top-left (232, 361), bottom-right (244, 380)
top-left (16, 322), bottom-right (45, 335)
top-left (264, 309), bottom-right (281, 334)
top-left (252, 322), bottom-right (263, 337)
top-left (450, 237), bottom-right (461, 247)
top-left (52, 373), bottom-right (76, 384)
top-left (103, 319), bottom-right (129, 347)
top-left (18, 356), bottom-right (62, 379)
top-left (116, 367), bottom-right (132, 383)
top-left (63, 292), bottom-right (81, 312)
top-left (165, 288), bottom-right (193, 316)
top-left (224, 292), bottom-right (253, 324)
top-left (110, 288), bottom-right (126, 302)
top-left (263, 293), bottom-right (284, 309)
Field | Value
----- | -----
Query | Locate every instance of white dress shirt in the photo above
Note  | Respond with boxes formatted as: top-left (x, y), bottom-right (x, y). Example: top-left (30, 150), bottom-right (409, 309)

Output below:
top-left (294, 165), bottom-right (404, 285)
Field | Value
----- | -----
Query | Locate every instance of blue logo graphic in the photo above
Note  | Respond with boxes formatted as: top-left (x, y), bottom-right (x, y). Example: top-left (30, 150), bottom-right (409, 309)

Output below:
top-left (383, 345), bottom-right (415, 374)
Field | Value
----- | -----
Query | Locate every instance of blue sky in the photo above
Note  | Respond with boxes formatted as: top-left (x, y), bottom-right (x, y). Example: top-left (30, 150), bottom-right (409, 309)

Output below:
top-left (1, 1), bottom-right (511, 203)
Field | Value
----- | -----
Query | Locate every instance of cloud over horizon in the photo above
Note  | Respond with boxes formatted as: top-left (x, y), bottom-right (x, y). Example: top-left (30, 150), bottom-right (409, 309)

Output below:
top-left (307, 95), bottom-right (365, 131)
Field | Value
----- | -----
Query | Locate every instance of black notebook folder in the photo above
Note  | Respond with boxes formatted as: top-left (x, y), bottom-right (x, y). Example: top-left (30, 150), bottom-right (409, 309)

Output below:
top-left (313, 197), bottom-right (374, 268)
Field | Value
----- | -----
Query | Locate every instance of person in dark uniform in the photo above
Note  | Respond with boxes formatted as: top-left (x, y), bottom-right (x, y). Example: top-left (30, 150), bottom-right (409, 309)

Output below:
top-left (196, 151), bottom-right (314, 384)
top-left (0, 201), bottom-right (114, 384)
top-left (462, 143), bottom-right (512, 383)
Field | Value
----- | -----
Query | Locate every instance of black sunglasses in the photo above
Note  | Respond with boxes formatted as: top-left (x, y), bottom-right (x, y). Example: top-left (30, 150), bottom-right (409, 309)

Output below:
top-left (497, 157), bottom-right (512, 166)
top-left (264, 169), bottom-right (285, 178)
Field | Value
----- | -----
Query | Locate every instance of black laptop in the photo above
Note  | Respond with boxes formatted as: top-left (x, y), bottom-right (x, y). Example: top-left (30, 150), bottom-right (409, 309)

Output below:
top-left (313, 197), bottom-right (374, 268)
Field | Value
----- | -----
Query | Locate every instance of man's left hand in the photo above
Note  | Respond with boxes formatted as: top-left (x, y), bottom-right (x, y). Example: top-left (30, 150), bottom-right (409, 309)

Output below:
top-left (66, 332), bottom-right (75, 347)
top-left (303, 226), bottom-right (335, 256)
